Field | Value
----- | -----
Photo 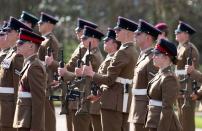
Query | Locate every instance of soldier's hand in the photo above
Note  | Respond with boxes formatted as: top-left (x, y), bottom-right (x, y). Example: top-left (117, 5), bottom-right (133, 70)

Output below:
top-left (185, 64), bottom-right (195, 74)
top-left (190, 93), bottom-right (198, 100)
top-left (58, 67), bottom-right (67, 77)
top-left (83, 63), bottom-right (95, 77)
top-left (75, 65), bottom-right (83, 76)
top-left (45, 53), bottom-right (53, 66)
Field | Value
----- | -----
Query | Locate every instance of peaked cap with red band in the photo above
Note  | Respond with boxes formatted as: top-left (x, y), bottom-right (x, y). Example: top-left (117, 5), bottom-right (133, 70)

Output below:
top-left (154, 39), bottom-right (177, 57)
top-left (19, 28), bottom-right (44, 44)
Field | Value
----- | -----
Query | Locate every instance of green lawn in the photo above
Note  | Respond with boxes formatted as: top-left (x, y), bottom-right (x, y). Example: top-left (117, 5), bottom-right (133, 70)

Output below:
top-left (196, 116), bottom-right (202, 128)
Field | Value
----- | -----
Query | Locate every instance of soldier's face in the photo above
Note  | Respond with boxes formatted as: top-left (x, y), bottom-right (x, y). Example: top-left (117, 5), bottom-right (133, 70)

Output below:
top-left (115, 28), bottom-right (123, 41)
top-left (0, 34), bottom-right (7, 48)
top-left (152, 52), bottom-right (166, 67)
top-left (104, 39), bottom-right (115, 53)
top-left (175, 32), bottom-right (188, 42)
top-left (16, 41), bottom-right (33, 56)
top-left (5, 30), bottom-right (18, 44)
top-left (81, 37), bottom-right (90, 48)
top-left (76, 30), bottom-right (83, 41)
top-left (134, 32), bottom-right (147, 46)
top-left (38, 22), bottom-right (47, 33)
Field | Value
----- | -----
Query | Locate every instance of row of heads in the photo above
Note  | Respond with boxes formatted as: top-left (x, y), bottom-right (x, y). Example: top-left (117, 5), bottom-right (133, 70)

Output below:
top-left (0, 12), bottom-right (195, 59)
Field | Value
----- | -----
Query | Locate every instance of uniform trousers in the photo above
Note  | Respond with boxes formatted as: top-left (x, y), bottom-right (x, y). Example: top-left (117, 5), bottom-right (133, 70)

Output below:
top-left (72, 110), bottom-right (91, 131)
top-left (45, 98), bottom-right (56, 131)
top-left (177, 98), bottom-right (195, 131)
top-left (15, 128), bottom-right (29, 131)
top-left (90, 114), bottom-right (102, 131)
top-left (101, 109), bottom-right (129, 131)
top-left (66, 109), bottom-right (73, 131)
top-left (129, 123), bottom-right (148, 131)
top-left (148, 128), bottom-right (156, 131)
top-left (0, 127), bottom-right (17, 131)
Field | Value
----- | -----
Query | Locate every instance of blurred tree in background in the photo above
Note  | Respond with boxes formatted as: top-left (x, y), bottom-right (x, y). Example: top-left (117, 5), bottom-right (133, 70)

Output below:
top-left (1, 0), bottom-right (202, 62)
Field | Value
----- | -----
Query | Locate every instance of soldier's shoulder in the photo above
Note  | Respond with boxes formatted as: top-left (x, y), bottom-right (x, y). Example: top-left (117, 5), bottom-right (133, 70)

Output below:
top-left (29, 58), bottom-right (46, 73)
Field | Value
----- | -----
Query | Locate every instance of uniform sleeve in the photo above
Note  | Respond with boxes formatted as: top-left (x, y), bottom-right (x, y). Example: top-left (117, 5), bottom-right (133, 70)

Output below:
top-left (38, 45), bottom-right (46, 61)
top-left (48, 36), bottom-right (60, 72)
top-left (28, 65), bottom-right (46, 130)
top-left (197, 87), bottom-right (202, 100)
top-left (190, 69), bottom-right (202, 83)
top-left (185, 46), bottom-right (199, 69)
top-left (66, 46), bottom-right (86, 72)
top-left (63, 71), bottom-right (76, 82)
top-left (12, 54), bottom-right (24, 98)
top-left (158, 76), bottom-right (179, 131)
top-left (93, 49), bottom-right (129, 86)
top-left (192, 47), bottom-right (200, 69)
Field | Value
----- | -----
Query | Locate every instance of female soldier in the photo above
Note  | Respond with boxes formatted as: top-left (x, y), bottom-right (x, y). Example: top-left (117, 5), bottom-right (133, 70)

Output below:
top-left (145, 39), bottom-right (182, 131)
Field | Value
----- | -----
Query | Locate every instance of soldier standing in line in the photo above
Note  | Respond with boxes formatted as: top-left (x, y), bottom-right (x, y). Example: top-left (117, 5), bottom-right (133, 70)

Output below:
top-left (128, 19), bottom-right (161, 131)
top-left (175, 21), bottom-right (199, 131)
top-left (45, 18), bottom-right (98, 131)
top-left (58, 26), bottom-right (104, 131)
top-left (145, 39), bottom-right (182, 131)
top-left (82, 16), bottom-right (139, 131)
top-left (0, 22), bottom-right (10, 63)
top-left (19, 11), bottom-right (39, 29)
top-left (13, 28), bottom-right (46, 131)
top-left (37, 12), bottom-right (59, 131)
top-left (0, 17), bottom-right (32, 131)
top-left (185, 64), bottom-right (202, 102)
top-left (154, 22), bottom-right (169, 40)
top-left (87, 28), bottom-right (121, 131)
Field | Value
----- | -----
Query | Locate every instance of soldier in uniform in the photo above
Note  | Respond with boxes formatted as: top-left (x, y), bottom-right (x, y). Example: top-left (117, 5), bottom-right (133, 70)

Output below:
top-left (46, 18), bottom-right (98, 131)
top-left (13, 28), bottom-right (46, 131)
top-left (185, 64), bottom-right (202, 101)
top-left (0, 22), bottom-right (10, 63)
top-left (66, 18), bottom-right (97, 131)
top-left (37, 12), bottom-right (59, 131)
top-left (175, 21), bottom-right (199, 131)
top-left (82, 16), bottom-right (139, 131)
top-left (0, 17), bottom-right (32, 131)
top-left (128, 20), bottom-right (161, 131)
top-left (145, 39), bottom-right (182, 131)
top-left (154, 22), bottom-right (169, 40)
top-left (19, 11), bottom-right (39, 29)
top-left (87, 28), bottom-right (121, 131)
top-left (58, 26), bottom-right (104, 131)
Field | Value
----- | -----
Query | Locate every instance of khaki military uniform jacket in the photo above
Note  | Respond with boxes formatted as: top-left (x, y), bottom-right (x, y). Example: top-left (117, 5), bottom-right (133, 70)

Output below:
top-left (63, 47), bottom-right (103, 112)
top-left (0, 48), bottom-right (10, 65)
top-left (66, 45), bottom-right (87, 72)
top-left (38, 32), bottom-right (59, 91)
top-left (176, 41), bottom-right (199, 94)
top-left (65, 45), bottom-right (87, 110)
top-left (189, 70), bottom-right (202, 100)
top-left (13, 54), bottom-right (46, 131)
top-left (0, 47), bottom-right (24, 127)
top-left (83, 47), bottom-right (103, 115)
top-left (145, 66), bottom-right (182, 131)
top-left (93, 42), bottom-right (138, 113)
top-left (128, 48), bottom-right (158, 124)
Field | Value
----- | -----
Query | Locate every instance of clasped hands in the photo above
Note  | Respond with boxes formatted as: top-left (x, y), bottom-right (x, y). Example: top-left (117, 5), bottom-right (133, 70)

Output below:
top-left (57, 62), bottom-right (95, 78)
